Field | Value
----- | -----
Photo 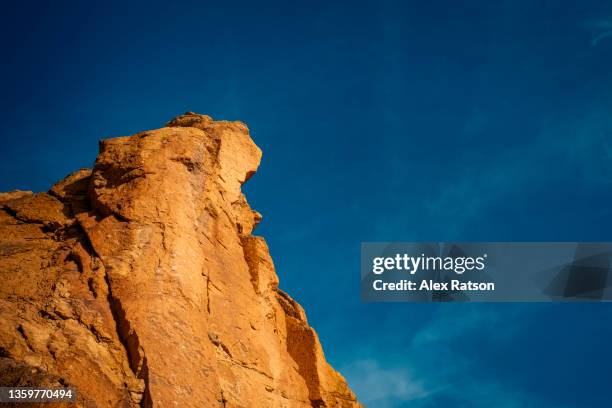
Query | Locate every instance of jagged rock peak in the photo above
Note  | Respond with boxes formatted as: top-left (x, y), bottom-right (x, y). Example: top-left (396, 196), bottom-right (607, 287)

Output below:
top-left (166, 112), bottom-right (249, 133)
top-left (0, 114), bottom-right (361, 407)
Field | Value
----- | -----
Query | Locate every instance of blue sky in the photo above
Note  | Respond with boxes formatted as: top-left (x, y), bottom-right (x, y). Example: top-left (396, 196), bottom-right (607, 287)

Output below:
top-left (2, 1), bottom-right (612, 406)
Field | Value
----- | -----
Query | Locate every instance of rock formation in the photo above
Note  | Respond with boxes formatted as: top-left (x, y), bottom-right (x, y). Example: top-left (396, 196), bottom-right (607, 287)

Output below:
top-left (0, 113), bottom-right (361, 407)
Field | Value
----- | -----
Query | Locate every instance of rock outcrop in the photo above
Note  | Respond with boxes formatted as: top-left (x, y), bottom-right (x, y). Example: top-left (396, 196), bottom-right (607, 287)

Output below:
top-left (0, 113), bottom-right (361, 407)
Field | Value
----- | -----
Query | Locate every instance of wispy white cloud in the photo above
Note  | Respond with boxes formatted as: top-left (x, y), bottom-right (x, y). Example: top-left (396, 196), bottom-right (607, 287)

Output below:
top-left (342, 305), bottom-right (570, 408)
top-left (419, 105), bottom-right (612, 235)
top-left (411, 306), bottom-right (522, 347)
top-left (341, 359), bottom-right (432, 408)
top-left (584, 19), bottom-right (612, 46)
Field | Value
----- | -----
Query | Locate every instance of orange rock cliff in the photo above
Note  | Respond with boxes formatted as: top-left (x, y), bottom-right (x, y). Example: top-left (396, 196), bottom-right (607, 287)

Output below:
top-left (0, 113), bottom-right (362, 407)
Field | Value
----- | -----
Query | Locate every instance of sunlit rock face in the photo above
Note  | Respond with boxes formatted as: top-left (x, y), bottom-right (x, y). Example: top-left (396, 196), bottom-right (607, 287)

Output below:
top-left (0, 113), bottom-right (361, 408)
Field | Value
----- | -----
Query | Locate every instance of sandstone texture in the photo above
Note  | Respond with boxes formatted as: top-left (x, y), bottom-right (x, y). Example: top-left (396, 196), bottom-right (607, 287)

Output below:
top-left (0, 113), bottom-right (361, 407)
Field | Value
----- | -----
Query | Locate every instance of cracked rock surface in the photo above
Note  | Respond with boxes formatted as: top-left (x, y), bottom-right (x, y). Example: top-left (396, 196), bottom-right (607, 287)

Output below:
top-left (0, 113), bottom-right (361, 407)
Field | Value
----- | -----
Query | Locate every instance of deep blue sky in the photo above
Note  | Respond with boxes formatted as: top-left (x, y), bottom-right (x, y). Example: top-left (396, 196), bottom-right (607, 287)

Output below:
top-left (2, 1), bottom-right (612, 406)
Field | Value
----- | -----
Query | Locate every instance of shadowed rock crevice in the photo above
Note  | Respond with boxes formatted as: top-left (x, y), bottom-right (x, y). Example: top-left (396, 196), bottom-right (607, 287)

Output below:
top-left (105, 278), bottom-right (149, 406)
top-left (286, 317), bottom-right (324, 405)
